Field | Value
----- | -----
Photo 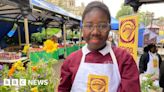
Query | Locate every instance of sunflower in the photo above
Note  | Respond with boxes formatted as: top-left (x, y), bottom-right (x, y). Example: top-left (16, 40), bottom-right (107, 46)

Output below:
top-left (43, 40), bottom-right (58, 53)
top-left (13, 60), bottom-right (25, 71)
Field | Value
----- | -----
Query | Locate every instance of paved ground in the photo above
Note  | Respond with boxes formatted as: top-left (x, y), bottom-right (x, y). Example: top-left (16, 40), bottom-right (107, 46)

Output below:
top-left (53, 59), bottom-right (63, 91)
top-left (53, 60), bottom-right (63, 78)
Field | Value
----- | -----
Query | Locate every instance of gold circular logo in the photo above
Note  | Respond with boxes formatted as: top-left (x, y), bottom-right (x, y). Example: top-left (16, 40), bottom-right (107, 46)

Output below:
top-left (90, 78), bottom-right (106, 92)
top-left (120, 19), bottom-right (136, 43)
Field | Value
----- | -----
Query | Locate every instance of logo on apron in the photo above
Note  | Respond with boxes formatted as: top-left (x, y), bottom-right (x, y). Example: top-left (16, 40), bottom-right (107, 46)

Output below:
top-left (153, 59), bottom-right (158, 68)
top-left (87, 74), bottom-right (109, 92)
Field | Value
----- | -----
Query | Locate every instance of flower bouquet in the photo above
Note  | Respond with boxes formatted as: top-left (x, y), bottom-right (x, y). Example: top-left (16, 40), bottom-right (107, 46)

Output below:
top-left (141, 74), bottom-right (161, 92)
top-left (0, 40), bottom-right (59, 92)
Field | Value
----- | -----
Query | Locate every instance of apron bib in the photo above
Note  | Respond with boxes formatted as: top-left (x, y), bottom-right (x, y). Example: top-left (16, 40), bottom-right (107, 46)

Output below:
top-left (145, 52), bottom-right (159, 75)
top-left (71, 42), bottom-right (121, 92)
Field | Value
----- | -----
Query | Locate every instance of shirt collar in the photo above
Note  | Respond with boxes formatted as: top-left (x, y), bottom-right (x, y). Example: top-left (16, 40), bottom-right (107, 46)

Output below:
top-left (82, 42), bottom-right (111, 56)
top-left (149, 51), bottom-right (157, 56)
top-left (99, 42), bottom-right (111, 56)
top-left (82, 44), bottom-right (90, 55)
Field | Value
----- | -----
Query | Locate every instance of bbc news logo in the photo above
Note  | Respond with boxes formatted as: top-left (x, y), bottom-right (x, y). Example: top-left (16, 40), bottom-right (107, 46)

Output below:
top-left (3, 79), bottom-right (48, 86)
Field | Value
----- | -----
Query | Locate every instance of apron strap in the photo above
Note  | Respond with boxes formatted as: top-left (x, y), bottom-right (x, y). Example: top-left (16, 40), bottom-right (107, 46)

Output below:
top-left (109, 44), bottom-right (121, 80)
top-left (81, 42), bottom-right (121, 80)
top-left (81, 44), bottom-right (90, 63)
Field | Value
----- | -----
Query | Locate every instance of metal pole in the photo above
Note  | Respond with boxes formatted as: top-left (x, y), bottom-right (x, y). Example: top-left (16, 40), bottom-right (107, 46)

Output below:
top-left (144, 14), bottom-right (147, 26)
top-left (150, 17), bottom-right (153, 29)
top-left (24, 16), bottom-right (30, 58)
top-left (17, 25), bottom-right (21, 46)
top-left (79, 27), bottom-right (82, 48)
top-left (150, 13), bottom-right (154, 29)
top-left (45, 28), bottom-right (48, 39)
top-left (24, 16), bottom-right (29, 45)
top-left (63, 23), bottom-right (67, 58)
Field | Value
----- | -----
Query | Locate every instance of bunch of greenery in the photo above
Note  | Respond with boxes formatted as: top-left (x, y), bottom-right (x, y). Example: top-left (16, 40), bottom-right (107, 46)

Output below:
top-left (141, 74), bottom-right (161, 92)
top-left (0, 59), bottom-right (58, 92)
top-left (0, 39), bottom-right (59, 92)
top-left (31, 28), bottom-right (61, 44)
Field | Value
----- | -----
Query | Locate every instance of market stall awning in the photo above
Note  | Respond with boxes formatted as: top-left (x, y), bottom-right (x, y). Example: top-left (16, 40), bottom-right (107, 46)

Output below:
top-left (30, 0), bottom-right (81, 21)
top-left (111, 17), bottom-right (119, 30)
top-left (124, 0), bottom-right (164, 12)
top-left (0, 0), bottom-right (81, 27)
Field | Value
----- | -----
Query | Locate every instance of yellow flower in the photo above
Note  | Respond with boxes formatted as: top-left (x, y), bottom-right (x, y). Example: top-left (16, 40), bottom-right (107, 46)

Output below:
top-left (31, 87), bottom-right (38, 92)
top-left (13, 60), bottom-right (25, 71)
top-left (13, 60), bottom-right (22, 67)
top-left (43, 40), bottom-right (58, 53)
top-left (17, 66), bottom-right (25, 71)
top-left (22, 44), bottom-right (29, 54)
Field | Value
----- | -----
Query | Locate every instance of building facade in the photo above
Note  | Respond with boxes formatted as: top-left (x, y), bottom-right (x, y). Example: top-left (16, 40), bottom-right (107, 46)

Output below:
top-left (48, 0), bottom-right (85, 16)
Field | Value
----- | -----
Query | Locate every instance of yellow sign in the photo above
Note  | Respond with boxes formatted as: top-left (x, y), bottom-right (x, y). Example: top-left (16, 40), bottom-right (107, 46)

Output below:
top-left (87, 74), bottom-right (109, 92)
top-left (119, 15), bottom-right (139, 61)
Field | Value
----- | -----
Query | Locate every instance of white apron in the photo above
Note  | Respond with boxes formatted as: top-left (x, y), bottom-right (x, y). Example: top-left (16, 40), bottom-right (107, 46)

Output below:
top-left (144, 52), bottom-right (160, 87)
top-left (145, 52), bottom-right (159, 75)
top-left (70, 42), bottom-right (121, 92)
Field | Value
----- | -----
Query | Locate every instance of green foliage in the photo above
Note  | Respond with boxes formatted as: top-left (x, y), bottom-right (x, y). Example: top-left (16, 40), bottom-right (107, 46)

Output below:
top-left (141, 74), bottom-right (161, 92)
top-left (116, 4), bottom-right (133, 19)
top-left (0, 65), bottom-right (10, 92)
top-left (42, 28), bottom-right (60, 36)
top-left (138, 11), bottom-right (164, 26)
top-left (31, 32), bottom-right (45, 43)
top-left (157, 17), bottom-right (164, 26)
top-left (67, 30), bottom-right (79, 40)
top-left (0, 65), bottom-right (9, 79)
top-left (138, 11), bottom-right (153, 26)
top-left (0, 59), bottom-right (59, 92)
top-left (17, 59), bottom-right (58, 92)
top-left (31, 28), bottom-right (61, 43)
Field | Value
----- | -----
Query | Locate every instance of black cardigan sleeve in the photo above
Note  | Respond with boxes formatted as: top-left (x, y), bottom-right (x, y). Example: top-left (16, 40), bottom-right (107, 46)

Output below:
top-left (157, 53), bottom-right (162, 68)
top-left (160, 61), bottom-right (164, 88)
top-left (139, 53), bottom-right (149, 74)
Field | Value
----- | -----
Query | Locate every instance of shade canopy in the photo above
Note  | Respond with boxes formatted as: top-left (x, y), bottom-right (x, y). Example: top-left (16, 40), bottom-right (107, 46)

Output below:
top-left (0, 0), bottom-right (81, 28)
top-left (111, 17), bottom-right (119, 30)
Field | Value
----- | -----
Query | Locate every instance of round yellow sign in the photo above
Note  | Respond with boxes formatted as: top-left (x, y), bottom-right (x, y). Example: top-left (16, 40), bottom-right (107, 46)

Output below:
top-left (120, 19), bottom-right (136, 43)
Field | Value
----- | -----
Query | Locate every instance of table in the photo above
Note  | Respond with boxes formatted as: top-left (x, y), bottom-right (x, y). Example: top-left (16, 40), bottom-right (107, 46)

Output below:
top-left (0, 57), bottom-right (28, 68)
top-left (0, 57), bottom-right (28, 63)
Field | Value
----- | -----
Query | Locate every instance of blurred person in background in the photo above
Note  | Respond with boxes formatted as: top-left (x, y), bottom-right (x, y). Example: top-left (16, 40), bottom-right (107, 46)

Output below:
top-left (139, 43), bottom-right (162, 83)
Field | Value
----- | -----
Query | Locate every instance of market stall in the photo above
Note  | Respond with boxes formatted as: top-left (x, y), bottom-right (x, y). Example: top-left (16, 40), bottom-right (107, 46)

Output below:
top-left (0, 0), bottom-right (81, 63)
top-left (0, 1), bottom-right (82, 92)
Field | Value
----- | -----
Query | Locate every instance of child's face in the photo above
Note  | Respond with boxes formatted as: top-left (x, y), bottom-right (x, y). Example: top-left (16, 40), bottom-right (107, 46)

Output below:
top-left (82, 8), bottom-right (110, 51)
